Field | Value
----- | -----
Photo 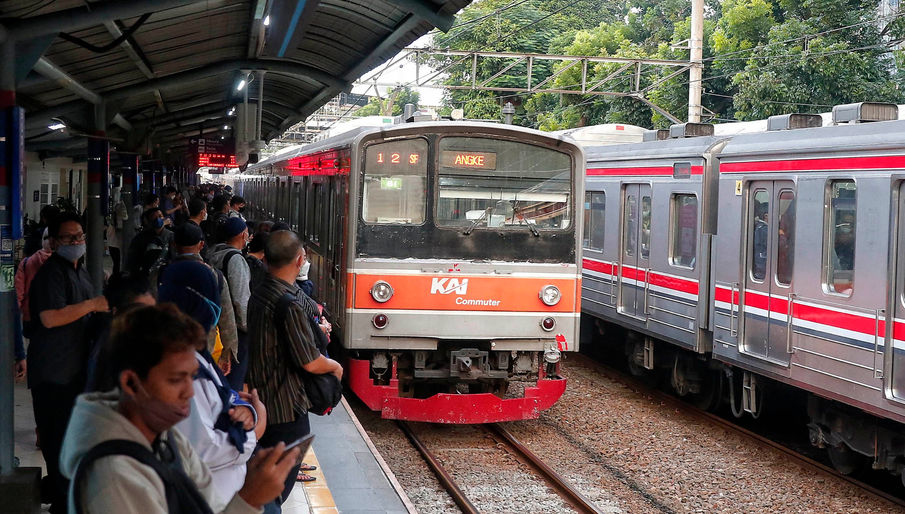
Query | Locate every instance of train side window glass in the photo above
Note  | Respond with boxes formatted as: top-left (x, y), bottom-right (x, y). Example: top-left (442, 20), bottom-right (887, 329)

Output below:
top-left (640, 195), bottom-right (651, 260)
top-left (776, 190), bottom-right (795, 286)
top-left (583, 192), bottom-right (605, 251)
top-left (749, 189), bottom-right (769, 281)
top-left (362, 138), bottom-right (427, 224)
top-left (623, 194), bottom-right (637, 257)
top-left (824, 180), bottom-right (856, 296)
top-left (669, 194), bottom-right (697, 268)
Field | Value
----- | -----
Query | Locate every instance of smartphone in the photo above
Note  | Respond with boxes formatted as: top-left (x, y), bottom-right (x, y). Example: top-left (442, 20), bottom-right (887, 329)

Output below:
top-left (284, 433), bottom-right (315, 456)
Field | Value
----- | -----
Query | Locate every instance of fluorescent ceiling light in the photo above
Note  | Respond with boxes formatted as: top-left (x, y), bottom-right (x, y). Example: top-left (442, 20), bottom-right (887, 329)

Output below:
top-left (48, 123), bottom-right (66, 130)
top-left (236, 79), bottom-right (246, 91)
top-left (228, 107), bottom-right (236, 115)
top-left (223, 125), bottom-right (229, 130)
top-left (263, 15), bottom-right (271, 26)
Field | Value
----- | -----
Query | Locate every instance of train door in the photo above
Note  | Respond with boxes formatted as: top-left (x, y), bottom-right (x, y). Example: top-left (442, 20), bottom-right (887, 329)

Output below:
top-left (890, 182), bottom-right (905, 399)
top-left (742, 181), bottom-right (795, 365)
top-left (619, 183), bottom-right (651, 319)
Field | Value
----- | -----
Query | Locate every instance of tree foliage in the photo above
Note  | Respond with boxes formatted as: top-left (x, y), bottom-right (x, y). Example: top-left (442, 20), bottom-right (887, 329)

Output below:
top-left (355, 87), bottom-right (420, 116)
top-left (427, 0), bottom-right (904, 129)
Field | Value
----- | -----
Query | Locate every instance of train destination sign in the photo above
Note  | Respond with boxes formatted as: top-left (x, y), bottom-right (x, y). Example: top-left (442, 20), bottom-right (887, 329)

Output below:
top-left (440, 151), bottom-right (497, 170)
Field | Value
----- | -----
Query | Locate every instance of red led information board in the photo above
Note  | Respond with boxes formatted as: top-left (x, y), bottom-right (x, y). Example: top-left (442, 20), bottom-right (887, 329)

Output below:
top-left (190, 137), bottom-right (235, 168)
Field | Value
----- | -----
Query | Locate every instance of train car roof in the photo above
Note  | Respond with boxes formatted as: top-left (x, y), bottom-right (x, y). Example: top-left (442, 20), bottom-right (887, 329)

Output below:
top-left (719, 119), bottom-right (905, 160)
top-left (584, 135), bottom-right (729, 163)
top-left (249, 121), bottom-right (582, 171)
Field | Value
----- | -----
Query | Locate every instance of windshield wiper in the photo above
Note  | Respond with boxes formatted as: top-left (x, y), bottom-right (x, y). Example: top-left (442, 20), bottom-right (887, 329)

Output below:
top-left (463, 207), bottom-right (490, 235)
top-left (512, 201), bottom-right (540, 237)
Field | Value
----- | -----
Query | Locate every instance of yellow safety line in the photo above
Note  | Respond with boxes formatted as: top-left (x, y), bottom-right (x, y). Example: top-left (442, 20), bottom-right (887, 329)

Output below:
top-left (301, 447), bottom-right (338, 513)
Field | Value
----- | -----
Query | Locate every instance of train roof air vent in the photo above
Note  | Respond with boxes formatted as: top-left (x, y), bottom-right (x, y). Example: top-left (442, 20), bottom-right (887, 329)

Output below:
top-left (669, 122), bottom-right (714, 138)
top-left (767, 114), bottom-right (823, 131)
top-left (642, 129), bottom-right (669, 142)
top-left (832, 102), bottom-right (898, 124)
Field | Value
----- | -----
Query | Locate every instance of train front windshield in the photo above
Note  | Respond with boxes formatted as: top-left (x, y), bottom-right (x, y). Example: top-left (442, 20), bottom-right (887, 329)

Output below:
top-left (359, 135), bottom-right (576, 262)
top-left (435, 137), bottom-right (572, 230)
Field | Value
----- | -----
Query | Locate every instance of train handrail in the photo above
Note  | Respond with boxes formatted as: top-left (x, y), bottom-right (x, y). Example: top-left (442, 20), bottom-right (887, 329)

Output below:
top-left (786, 293), bottom-right (796, 354)
top-left (729, 282), bottom-right (739, 337)
top-left (643, 268), bottom-right (651, 316)
top-left (874, 308), bottom-right (885, 380)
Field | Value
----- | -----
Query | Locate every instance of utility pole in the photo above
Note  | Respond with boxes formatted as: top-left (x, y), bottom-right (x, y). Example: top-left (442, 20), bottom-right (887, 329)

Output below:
top-left (688, 0), bottom-right (704, 123)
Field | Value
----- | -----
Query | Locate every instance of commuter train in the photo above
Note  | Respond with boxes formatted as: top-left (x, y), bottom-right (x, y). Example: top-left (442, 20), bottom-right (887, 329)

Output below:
top-left (234, 121), bottom-right (584, 423)
top-left (580, 103), bottom-right (905, 481)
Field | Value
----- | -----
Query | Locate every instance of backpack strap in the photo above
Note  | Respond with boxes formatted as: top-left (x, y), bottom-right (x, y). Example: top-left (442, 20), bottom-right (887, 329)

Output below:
top-left (72, 435), bottom-right (214, 514)
top-left (220, 249), bottom-right (242, 277)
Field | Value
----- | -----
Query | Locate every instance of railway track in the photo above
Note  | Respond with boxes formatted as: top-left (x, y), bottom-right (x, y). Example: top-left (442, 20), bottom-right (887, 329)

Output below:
top-left (568, 352), bottom-right (905, 510)
top-left (398, 420), bottom-right (604, 514)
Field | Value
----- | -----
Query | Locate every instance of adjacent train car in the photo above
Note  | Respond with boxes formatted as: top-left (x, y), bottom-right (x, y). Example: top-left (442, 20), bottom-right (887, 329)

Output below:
top-left (582, 104), bottom-right (905, 480)
top-left (237, 121), bottom-right (585, 423)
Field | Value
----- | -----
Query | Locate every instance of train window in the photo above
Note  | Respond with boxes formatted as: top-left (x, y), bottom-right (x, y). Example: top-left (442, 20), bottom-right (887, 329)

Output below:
top-left (583, 192), bottom-right (606, 250)
top-left (776, 190), bottom-right (795, 286)
top-left (749, 189), bottom-right (769, 281)
top-left (640, 195), bottom-right (651, 260)
top-left (435, 137), bottom-right (572, 230)
top-left (623, 194), bottom-right (637, 257)
top-left (669, 194), bottom-right (697, 268)
top-left (362, 139), bottom-right (427, 224)
top-left (824, 180), bottom-right (856, 296)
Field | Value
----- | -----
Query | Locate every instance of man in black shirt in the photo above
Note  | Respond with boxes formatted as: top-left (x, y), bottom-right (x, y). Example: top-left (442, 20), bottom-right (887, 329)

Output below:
top-left (126, 207), bottom-right (174, 278)
top-left (28, 211), bottom-right (109, 512)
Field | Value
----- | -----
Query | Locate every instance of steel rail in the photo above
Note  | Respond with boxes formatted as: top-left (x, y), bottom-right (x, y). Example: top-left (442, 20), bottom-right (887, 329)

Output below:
top-left (486, 423), bottom-right (605, 514)
top-left (396, 421), bottom-right (479, 514)
top-left (570, 353), bottom-right (905, 510)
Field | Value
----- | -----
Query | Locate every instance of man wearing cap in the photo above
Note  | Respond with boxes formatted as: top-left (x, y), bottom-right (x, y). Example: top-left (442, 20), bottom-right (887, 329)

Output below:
top-left (208, 217), bottom-right (252, 390)
top-left (151, 222), bottom-right (239, 377)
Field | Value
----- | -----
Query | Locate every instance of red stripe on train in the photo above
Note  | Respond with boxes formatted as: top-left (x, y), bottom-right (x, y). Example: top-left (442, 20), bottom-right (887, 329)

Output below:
top-left (583, 259), bottom-right (699, 296)
top-left (587, 166), bottom-right (704, 176)
top-left (720, 155), bottom-right (905, 174)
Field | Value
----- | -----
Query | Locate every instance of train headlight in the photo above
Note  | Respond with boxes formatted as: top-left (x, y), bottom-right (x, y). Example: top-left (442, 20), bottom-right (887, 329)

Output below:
top-left (539, 285), bottom-right (561, 306)
top-left (541, 317), bottom-right (556, 331)
top-left (370, 281), bottom-right (394, 303)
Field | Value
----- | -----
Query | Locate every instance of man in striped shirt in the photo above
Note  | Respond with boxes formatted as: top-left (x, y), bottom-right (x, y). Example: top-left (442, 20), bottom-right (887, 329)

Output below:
top-left (246, 230), bottom-right (342, 508)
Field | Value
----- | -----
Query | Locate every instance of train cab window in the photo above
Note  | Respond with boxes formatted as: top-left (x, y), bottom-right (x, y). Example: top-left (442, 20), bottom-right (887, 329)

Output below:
top-left (776, 190), bottom-right (795, 286)
top-left (583, 192), bottom-right (606, 251)
top-left (824, 180), bottom-right (856, 296)
top-left (435, 137), bottom-right (572, 230)
top-left (362, 139), bottom-right (427, 224)
top-left (669, 194), bottom-right (697, 268)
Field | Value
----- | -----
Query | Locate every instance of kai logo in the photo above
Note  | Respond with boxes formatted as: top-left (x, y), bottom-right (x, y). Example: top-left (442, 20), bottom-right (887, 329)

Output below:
top-left (430, 278), bottom-right (469, 295)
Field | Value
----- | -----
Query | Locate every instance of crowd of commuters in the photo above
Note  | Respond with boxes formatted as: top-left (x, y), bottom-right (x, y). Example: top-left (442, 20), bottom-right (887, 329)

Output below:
top-left (12, 183), bottom-right (340, 513)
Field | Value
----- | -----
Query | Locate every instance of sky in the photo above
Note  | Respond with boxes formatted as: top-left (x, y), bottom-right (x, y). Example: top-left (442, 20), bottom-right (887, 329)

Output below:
top-left (351, 34), bottom-right (446, 107)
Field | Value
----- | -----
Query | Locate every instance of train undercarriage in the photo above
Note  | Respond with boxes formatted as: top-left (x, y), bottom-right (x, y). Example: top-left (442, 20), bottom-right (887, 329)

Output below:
top-left (587, 317), bottom-right (905, 485)
top-left (347, 343), bottom-right (566, 424)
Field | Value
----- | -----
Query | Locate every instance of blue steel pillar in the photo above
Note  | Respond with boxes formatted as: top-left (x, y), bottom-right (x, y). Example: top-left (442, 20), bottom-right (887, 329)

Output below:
top-left (0, 40), bottom-right (21, 478)
top-left (85, 104), bottom-right (109, 294)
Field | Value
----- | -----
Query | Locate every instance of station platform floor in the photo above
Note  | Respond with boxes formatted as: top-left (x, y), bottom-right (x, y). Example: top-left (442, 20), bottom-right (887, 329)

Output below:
top-left (13, 383), bottom-right (413, 513)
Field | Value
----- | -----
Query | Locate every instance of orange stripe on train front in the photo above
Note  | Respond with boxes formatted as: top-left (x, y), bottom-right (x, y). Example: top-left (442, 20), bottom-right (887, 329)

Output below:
top-left (352, 274), bottom-right (578, 312)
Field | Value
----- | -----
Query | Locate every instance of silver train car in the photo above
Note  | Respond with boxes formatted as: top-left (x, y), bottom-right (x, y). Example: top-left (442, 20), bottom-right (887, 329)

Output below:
top-left (581, 103), bottom-right (905, 479)
top-left (236, 121), bottom-right (585, 424)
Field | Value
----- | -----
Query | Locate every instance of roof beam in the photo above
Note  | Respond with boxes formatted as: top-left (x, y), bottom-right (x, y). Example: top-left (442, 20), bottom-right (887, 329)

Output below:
top-left (0, 0), bottom-right (210, 43)
top-left (394, 0), bottom-right (455, 32)
top-left (32, 57), bottom-right (133, 131)
top-left (28, 58), bottom-right (348, 127)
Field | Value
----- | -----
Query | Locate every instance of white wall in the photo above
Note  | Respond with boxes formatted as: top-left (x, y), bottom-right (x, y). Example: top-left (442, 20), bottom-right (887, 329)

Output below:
top-left (23, 152), bottom-right (87, 221)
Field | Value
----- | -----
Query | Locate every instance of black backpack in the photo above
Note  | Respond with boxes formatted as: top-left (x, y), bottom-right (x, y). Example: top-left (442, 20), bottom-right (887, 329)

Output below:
top-left (275, 293), bottom-right (342, 415)
top-left (72, 433), bottom-right (214, 514)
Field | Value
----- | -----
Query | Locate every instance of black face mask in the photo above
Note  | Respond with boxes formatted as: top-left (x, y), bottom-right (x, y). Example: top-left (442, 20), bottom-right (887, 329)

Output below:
top-left (238, 207), bottom-right (246, 213)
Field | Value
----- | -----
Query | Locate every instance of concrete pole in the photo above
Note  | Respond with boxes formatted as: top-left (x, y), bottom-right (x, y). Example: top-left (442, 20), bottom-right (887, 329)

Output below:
top-left (86, 103), bottom-right (109, 293)
top-left (688, 0), bottom-right (704, 123)
top-left (0, 40), bottom-right (16, 478)
top-left (256, 71), bottom-right (265, 141)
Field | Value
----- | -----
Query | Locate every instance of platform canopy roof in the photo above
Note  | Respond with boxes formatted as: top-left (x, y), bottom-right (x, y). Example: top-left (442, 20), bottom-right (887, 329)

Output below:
top-left (0, 0), bottom-right (469, 162)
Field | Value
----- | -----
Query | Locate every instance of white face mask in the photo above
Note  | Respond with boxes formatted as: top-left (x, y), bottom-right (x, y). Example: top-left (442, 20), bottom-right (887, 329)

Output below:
top-left (297, 259), bottom-right (311, 281)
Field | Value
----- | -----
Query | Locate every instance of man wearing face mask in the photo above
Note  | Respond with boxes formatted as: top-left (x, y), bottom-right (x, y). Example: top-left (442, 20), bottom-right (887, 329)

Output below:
top-left (126, 207), bottom-right (174, 279)
top-left (28, 211), bottom-right (109, 513)
top-left (60, 304), bottom-right (298, 513)
top-left (209, 217), bottom-right (252, 390)
top-left (228, 196), bottom-right (246, 221)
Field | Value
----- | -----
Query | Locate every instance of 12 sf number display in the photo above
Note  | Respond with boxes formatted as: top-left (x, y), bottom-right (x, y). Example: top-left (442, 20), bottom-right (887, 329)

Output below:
top-left (365, 139), bottom-right (428, 174)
